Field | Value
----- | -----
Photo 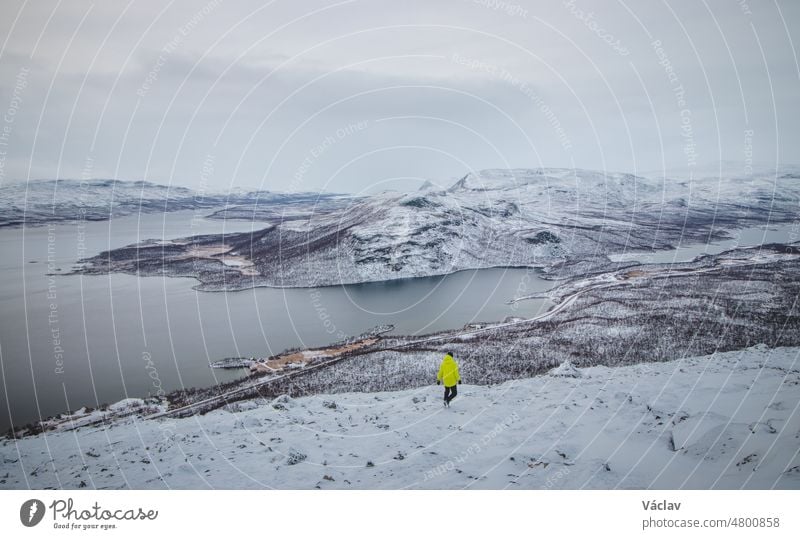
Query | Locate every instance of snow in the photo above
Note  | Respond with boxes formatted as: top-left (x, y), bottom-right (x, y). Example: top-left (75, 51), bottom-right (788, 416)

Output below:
top-left (2, 345), bottom-right (798, 489)
top-left (108, 398), bottom-right (146, 412)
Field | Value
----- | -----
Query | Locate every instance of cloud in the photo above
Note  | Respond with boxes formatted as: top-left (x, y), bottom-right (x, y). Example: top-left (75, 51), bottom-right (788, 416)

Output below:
top-left (1, 0), bottom-right (798, 191)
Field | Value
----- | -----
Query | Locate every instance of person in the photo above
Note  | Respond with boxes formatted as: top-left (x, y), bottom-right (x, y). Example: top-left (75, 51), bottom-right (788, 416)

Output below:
top-left (436, 350), bottom-right (461, 407)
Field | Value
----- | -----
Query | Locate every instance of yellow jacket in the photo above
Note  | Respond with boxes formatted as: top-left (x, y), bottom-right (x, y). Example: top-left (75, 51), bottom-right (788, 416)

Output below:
top-left (437, 354), bottom-right (460, 387)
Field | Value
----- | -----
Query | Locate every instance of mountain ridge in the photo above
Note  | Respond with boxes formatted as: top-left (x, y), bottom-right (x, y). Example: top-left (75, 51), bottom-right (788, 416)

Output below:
top-left (69, 167), bottom-right (800, 289)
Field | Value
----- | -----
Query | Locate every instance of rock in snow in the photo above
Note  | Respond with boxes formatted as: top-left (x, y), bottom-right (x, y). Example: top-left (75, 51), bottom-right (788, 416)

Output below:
top-left (548, 360), bottom-right (583, 378)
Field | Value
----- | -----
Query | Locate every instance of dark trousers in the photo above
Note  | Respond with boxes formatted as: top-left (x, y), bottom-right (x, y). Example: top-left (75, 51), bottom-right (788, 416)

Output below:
top-left (444, 384), bottom-right (457, 403)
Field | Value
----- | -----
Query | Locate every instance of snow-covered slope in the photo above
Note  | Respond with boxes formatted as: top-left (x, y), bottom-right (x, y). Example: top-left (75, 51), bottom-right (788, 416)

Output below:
top-left (450, 166), bottom-right (800, 209)
top-left (3, 345), bottom-right (798, 489)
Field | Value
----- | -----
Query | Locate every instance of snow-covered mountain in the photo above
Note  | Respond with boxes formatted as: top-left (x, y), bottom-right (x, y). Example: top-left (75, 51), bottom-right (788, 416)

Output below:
top-left (74, 167), bottom-right (800, 289)
top-left (640, 161), bottom-right (800, 182)
top-left (0, 179), bottom-right (346, 228)
top-left (3, 345), bottom-right (798, 489)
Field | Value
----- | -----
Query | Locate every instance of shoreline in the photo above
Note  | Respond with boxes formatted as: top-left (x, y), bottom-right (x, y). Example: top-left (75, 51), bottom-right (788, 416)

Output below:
top-left (8, 241), bottom-right (800, 439)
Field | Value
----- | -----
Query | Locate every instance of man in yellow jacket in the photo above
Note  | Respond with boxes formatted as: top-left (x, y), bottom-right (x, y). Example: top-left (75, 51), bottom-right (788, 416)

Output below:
top-left (436, 350), bottom-right (461, 407)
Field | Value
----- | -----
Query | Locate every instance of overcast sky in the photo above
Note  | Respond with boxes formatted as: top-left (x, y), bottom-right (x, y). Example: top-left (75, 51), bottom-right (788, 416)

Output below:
top-left (0, 0), bottom-right (798, 193)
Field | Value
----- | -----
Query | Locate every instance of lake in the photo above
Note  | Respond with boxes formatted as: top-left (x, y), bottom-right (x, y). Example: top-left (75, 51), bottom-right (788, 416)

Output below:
top-left (0, 211), bottom-right (554, 431)
top-left (607, 223), bottom-right (798, 263)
